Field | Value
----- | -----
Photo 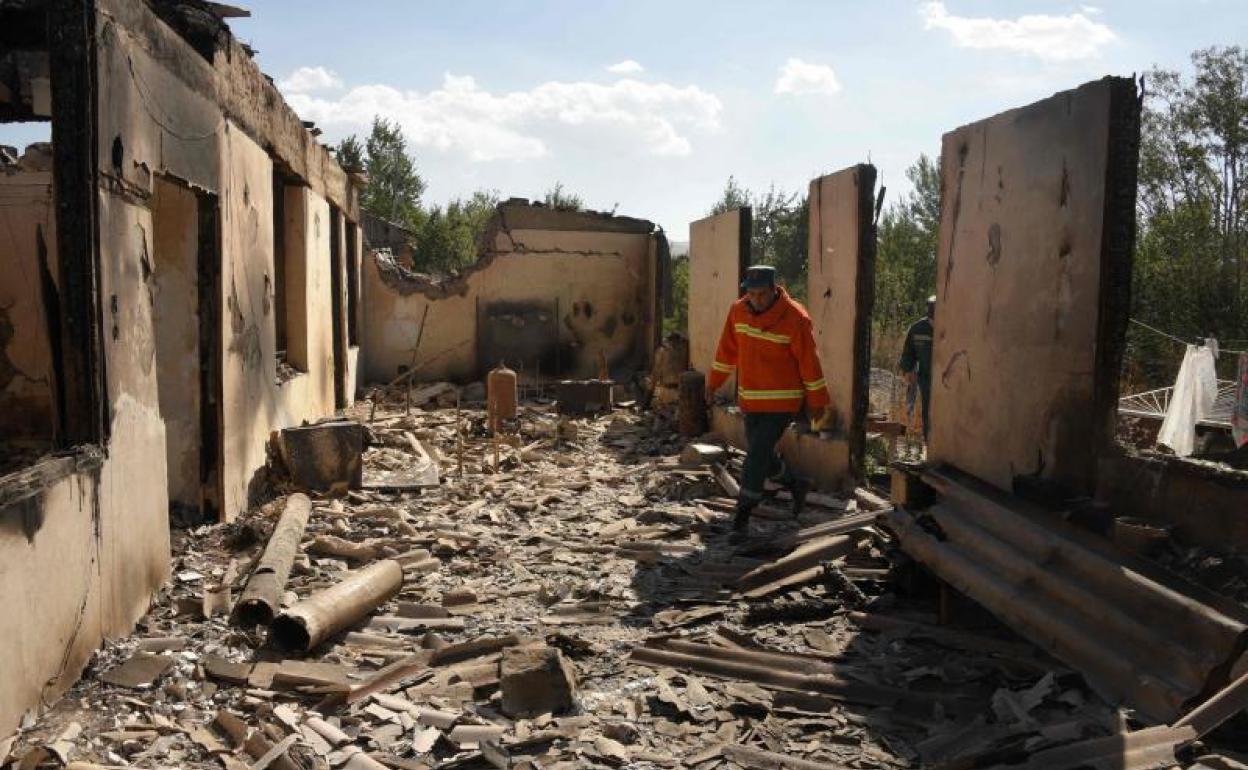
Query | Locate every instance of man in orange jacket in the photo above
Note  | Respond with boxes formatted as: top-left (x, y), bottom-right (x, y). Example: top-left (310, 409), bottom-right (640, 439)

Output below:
top-left (705, 265), bottom-right (832, 540)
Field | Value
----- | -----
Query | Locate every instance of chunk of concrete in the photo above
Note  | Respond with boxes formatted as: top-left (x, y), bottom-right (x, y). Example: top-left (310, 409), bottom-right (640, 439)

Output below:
top-left (499, 645), bottom-right (578, 718)
top-left (556, 380), bottom-right (614, 416)
top-left (679, 442), bottom-right (726, 468)
top-left (274, 419), bottom-right (366, 493)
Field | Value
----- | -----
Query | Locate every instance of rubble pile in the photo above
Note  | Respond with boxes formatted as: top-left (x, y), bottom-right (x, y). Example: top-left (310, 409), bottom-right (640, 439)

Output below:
top-left (3, 398), bottom-right (1246, 769)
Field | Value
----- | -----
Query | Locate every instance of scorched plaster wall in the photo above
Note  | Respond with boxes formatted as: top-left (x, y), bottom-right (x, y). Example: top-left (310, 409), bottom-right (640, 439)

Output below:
top-left (361, 208), bottom-right (658, 385)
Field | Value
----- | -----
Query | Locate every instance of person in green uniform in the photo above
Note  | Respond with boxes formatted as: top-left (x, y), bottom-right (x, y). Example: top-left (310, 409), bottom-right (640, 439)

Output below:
top-left (898, 295), bottom-right (935, 440)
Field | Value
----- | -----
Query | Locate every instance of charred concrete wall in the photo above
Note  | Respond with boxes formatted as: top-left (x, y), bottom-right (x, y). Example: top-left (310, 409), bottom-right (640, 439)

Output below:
top-left (807, 164), bottom-right (877, 479)
top-left (1098, 454), bottom-right (1248, 549)
top-left (0, 0), bottom-right (363, 736)
top-left (928, 77), bottom-right (1138, 497)
top-left (95, 0), bottom-right (362, 520)
top-left (687, 208), bottom-right (749, 377)
top-left (361, 203), bottom-right (660, 384)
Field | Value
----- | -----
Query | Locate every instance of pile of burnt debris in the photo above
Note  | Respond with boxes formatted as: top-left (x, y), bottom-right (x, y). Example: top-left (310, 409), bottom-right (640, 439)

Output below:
top-left (3, 388), bottom-right (1248, 770)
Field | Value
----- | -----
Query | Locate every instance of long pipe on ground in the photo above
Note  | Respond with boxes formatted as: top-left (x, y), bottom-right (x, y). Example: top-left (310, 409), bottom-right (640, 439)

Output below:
top-left (269, 559), bottom-right (404, 652)
top-left (630, 645), bottom-right (969, 715)
top-left (233, 494), bottom-right (313, 627)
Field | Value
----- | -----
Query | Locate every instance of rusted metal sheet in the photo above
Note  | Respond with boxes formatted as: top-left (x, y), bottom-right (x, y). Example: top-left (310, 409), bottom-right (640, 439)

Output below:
top-left (885, 465), bottom-right (1248, 723)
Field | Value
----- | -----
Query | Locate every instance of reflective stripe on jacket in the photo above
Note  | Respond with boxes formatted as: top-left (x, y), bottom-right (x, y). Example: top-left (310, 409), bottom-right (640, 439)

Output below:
top-left (706, 287), bottom-right (831, 413)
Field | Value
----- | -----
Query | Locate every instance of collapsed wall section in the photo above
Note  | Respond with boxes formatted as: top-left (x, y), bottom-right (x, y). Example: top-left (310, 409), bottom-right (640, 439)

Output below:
top-left (928, 77), bottom-right (1138, 496)
top-left (807, 164), bottom-right (877, 478)
top-left (361, 204), bottom-right (659, 384)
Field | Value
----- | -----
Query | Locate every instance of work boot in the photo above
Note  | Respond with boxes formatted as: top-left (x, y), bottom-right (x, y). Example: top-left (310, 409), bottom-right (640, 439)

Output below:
top-left (789, 478), bottom-right (810, 517)
top-left (729, 507), bottom-right (752, 544)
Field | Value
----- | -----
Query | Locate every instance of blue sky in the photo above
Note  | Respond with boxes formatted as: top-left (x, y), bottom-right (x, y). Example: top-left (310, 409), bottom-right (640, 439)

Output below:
top-left (5, 1), bottom-right (1245, 240)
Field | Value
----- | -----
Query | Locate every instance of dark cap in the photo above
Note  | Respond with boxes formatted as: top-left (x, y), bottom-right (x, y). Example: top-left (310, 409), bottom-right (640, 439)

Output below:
top-left (741, 265), bottom-right (777, 290)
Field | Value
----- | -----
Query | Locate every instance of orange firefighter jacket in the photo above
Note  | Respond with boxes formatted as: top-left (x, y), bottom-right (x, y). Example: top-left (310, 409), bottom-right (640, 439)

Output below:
top-left (707, 288), bottom-right (831, 413)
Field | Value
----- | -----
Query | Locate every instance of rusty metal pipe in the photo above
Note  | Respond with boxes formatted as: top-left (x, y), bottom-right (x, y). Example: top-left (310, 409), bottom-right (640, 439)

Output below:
top-left (233, 494), bottom-right (312, 627)
top-left (270, 559), bottom-right (403, 652)
top-left (651, 639), bottom-right (838, 676)
top-left (630, 644), bottom-right (968, 715)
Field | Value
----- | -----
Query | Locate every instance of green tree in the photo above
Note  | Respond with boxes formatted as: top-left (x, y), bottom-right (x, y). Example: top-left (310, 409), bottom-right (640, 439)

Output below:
top-left (334, 135), bottom-right (365, 171)
top-left (664, 254), bottom-right (690, 337)
top-left (345, 117), bottom-right (426, 227)
top-left (708, 177), bottom-right (809, 300)
top-left (872, 153), bottom-right (941, 368)
top-left (544, 182), bottom-right (584, 212)
top-left (1131, 45), bottom-right (1248, 386)
top-left (710, 175), bottom-right (751, 216)
top-left (412, 189), bottom-right (500, 274)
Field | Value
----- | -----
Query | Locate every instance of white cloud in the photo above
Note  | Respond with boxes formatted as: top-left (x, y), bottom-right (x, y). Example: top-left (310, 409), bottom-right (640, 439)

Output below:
top-left (283, 72), bottom-right (722, 162)
top-left (278, 66), bottom-right (343, 93)
top-left (1080, 5), bottom-right (1103, 15)
top-left (607, 59), bottom-right (645, 75)
top-left (920, 2), bottom-right (1116, 62)
top-left (773, 58), bottom-right (842, 96)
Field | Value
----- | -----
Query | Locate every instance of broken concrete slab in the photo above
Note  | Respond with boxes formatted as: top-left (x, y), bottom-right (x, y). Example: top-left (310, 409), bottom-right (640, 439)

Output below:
top-left (500, 646), bottom-right (578, 719)
top-left (98, 653), bottom-right (174, 689)
top-left (679, 442), bottom-right (727, 468)
top-left (556, 380), bottom-right (615, 415)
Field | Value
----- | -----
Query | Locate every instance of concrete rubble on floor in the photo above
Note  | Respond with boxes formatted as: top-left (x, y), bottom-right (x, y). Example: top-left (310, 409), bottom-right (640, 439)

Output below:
top-left (4, 393), bottom-right (1248, 770)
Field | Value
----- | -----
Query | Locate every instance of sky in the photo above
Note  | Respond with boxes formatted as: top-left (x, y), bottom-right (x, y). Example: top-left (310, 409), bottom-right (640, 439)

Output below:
top-left (5, 1), bottom-right (1246, 241)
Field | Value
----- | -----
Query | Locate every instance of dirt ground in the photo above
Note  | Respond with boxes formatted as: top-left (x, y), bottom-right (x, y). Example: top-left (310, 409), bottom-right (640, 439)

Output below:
top-left (3, 398), bottom-right (1245, 770)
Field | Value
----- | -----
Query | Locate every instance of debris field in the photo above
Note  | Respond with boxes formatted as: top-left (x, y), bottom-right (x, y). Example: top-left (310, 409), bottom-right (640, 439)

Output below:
top-left (4, 394), bottom-right (1247, 770)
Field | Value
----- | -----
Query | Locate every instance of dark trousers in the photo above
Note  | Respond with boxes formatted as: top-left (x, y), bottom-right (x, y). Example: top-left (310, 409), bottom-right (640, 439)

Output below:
top-left (739, 412), bottom-right (797, 511)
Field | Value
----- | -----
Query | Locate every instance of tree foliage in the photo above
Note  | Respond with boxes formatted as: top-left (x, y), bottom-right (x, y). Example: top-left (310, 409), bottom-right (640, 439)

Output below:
top-left (664, 254), bottom-right (690, 337)
top-left (339, 117), bottom-right (427, 227)
top-left (544, 182), bottom-right (584, 212)
top-left (1131, 45), bottom-right (1248, 386)
top-left (709, 177), bottom-right (810, 301)
top-left (873, 154), bottom-right (940, 368)
top-left (414, 190), bottom-right (501, 275)
top-left (342, 118), bottom-right (511, 274)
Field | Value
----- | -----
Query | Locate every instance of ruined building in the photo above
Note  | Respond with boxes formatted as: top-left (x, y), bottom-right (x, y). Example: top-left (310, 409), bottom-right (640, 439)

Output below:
top-left (362, 201), bottom-right (668, 386)
top-left (3, 2), bottom-right (1248, 767)
top-left (0, 0), bottom-right (364, 736)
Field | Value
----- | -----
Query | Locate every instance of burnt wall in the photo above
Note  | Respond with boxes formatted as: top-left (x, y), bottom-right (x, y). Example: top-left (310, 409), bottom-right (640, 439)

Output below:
top-left (688, 207), bottom-right (749, 377)
top-left (807, 164), bottom-right (877, 478)
top-left (361, 214), bottom-right (659, 385)
top-left (928, 77), bottom-right (1139, 497)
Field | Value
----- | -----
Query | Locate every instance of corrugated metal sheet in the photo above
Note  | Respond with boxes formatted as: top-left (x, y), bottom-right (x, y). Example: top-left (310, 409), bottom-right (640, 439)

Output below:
top-left (885, 465), bottom-right (1248, 723)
